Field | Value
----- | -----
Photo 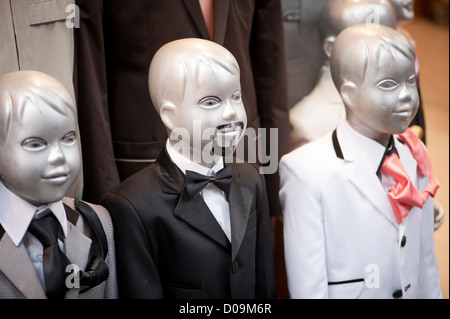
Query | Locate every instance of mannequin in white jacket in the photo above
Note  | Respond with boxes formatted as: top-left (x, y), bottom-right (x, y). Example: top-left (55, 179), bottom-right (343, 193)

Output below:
top-left (280, 24), bottom-right (441, 299)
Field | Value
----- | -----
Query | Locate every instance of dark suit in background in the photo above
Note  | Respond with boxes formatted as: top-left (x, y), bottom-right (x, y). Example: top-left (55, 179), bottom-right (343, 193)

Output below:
top-left (101, 146), bottom-right (276, 299)
top-left (75, 0), bottom-right (290, 219)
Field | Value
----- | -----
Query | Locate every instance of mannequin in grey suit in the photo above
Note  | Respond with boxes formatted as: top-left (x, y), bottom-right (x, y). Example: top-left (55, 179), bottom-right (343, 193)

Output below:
top-left (0, 71), bottom-right (117, 299)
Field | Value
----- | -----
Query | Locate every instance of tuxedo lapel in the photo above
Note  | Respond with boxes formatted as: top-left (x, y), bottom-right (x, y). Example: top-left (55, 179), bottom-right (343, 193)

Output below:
top-left (183, 0), bottom-right (210, 39)
top-left (346, 161), bottom-right (399, 227)
top-left (228, 171), bottom-right (253, 260)
top-left (175, 190), bottom-right (231, 250)
top-left (0, 233), bottom-right (46, 299)
top-left (157, 146), bottom-right (230, 250)
top-left (214, 0), bottom-right (230, 45)
top-left (334, 128), bottom-right (399, 228)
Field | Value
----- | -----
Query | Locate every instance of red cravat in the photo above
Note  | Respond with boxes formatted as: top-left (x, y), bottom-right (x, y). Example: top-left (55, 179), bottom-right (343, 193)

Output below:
top-left (381, 128), bottom-right (439, 223)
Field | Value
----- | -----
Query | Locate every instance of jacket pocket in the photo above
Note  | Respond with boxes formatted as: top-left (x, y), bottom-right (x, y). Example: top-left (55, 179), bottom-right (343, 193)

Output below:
top-left (27, 0), bottom-right (71, 26)
top-left (328, 279), bottom-right (365, 299)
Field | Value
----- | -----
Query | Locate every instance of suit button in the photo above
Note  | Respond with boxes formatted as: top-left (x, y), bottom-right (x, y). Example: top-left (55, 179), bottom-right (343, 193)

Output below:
top-left (401, 236), bottom-right (407, 247)
top-left (393, 289), bottom-right (403, 299)
top-left (231, 261), bottom-right (239, 273)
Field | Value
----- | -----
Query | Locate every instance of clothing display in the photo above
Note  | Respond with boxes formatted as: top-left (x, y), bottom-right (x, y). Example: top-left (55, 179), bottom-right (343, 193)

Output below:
top-left (0, 0), bottom-right (446, 302)
top-left (280, 121), bottom-right (441, 298)
top-left (102, 145), bottom-right (276, 299)
top-left (75, 0), bottom-right (290, 219)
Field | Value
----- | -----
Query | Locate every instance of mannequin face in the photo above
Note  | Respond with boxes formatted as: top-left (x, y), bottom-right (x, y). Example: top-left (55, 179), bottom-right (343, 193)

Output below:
top-left (389, 0), bottom-right (415, 21)
top-left (345, 51), bottom-right (419, 146)
top-left (0, 102), bottom-right (80, 206)
top-left (165, 62), bottom-right (247, 164)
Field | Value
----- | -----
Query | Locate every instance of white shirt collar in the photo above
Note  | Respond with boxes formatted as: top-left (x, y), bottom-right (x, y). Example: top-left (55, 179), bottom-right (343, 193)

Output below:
top-left (340, 120), bottom-right (387, 175)
top-left (166, 139), bottom-right (224, 176)
top-left (0, 182), bottom-right (68, 246)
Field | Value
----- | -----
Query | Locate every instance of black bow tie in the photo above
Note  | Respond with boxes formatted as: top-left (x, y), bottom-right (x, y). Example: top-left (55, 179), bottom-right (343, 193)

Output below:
top-left (185, 166), bottom-right (232, 198)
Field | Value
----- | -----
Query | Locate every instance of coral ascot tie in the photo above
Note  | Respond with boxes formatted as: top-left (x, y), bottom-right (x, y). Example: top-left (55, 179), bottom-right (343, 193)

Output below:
top-left (28, 211), bottom-right (71, 299)
top-left (381, 129), bottom-right (439, 224)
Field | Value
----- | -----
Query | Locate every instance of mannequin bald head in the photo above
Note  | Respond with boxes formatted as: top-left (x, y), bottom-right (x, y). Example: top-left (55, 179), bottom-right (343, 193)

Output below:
top-left (0, 71), bottom-right (80, 206)
top-left (388, 0), bottom-right (415, 22)
top-left (318, 0), bottom-right (397, 58)
top-left (148, 38), bottom-right (247, 165)
top-left (330, 24), bottom-right (418, 146)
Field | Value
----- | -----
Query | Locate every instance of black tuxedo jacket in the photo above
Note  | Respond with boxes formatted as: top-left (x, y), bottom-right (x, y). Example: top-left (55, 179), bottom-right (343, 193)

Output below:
top-left (101, 146), bottom-right (276, 299)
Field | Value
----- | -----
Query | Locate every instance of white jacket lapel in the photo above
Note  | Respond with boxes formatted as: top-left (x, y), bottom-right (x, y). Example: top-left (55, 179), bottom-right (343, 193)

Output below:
top-left (336, 127), bottom-right (399, 228)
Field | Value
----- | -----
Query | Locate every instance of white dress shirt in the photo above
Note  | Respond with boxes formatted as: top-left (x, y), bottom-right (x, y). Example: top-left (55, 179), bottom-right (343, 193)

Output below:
top-left (0, 182), bottom-right (68, 288)
top-left (166, 140), bottom-right (232, 241)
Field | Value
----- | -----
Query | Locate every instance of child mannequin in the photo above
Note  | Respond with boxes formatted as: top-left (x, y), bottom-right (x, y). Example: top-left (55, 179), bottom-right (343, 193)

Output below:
top-left (280, 25), bottom-right (441, 299)
top-left (289, 0), bottom-right (397, 150)
top-left (102, 38), bottom-right (276, 299)
top-left (0, 70), bottom-right (117, 299)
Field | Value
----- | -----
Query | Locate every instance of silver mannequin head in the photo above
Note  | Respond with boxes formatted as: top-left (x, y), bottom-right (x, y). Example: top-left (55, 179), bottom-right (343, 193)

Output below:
top-left (319, 0), bottom-right (397, 59)
top-left (330, 24), bottom-right (419, 146)
top-left (0, 71), bottom-right (80, 206)
top-left (388, 0), bottom-right (415, 21)
top-left (148, 38), bottom-right (247, 166)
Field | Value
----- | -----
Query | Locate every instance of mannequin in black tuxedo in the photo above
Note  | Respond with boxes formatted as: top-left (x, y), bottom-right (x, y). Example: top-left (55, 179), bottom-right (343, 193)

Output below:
top-left (102, 39), bottom-right (276, 299)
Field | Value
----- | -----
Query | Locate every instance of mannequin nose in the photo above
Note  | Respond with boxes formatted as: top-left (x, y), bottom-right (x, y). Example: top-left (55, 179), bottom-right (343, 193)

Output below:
top-left (48, 145), bottom-right (66, 165)
top-left (399, 84), bottom-right (412, 102)
top-left (223, 101), bottom-right (237, 121)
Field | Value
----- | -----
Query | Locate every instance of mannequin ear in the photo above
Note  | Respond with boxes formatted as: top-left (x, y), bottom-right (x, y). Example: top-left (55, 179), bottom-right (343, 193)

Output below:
top-left (323, 36), bottom-right (336, 59)
top-left (340, 81), bottom-right (358, 111)
top-left (159, 102), bottom-right (177, 132)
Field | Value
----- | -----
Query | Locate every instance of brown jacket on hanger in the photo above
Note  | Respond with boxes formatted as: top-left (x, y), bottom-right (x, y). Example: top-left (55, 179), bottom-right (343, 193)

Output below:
top-left (75, 0), bottom-right (290, 216)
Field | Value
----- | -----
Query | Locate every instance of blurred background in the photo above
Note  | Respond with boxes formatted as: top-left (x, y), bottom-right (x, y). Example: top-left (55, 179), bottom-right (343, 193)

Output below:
top-left (281, 0), bottom-right (449, 299)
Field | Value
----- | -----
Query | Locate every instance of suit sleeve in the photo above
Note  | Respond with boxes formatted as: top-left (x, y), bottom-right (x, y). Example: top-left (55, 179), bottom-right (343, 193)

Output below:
top-left (250, 0), bottom-right (290, 153)
top-left (101, 192), bottom-right (163, 298)
top-left (75, 0), bottom-right (121, 204)
top-left (255, 171), bottom-right (277, 299)
top-left (418, 197), bottom-right (442, 298)
top-left (250, 0), bottom-right (290, 217)
top-left (279, 155), bottom-right (328, 298)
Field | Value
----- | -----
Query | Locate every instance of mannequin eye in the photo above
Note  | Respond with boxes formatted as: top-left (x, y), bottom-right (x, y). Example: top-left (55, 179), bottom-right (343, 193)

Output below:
top-left (407, 75), bottom-right (416, 86)
top-left (231, 91), bottom-right (242, 103)
top-left (377, 79), bottom-right (399, 90)
top-left (21, 138), bottom-right (47, 151)
top-left (61, 131), bottom-right (77, 145)
top-left (198, 96), bottom-right (222, 109)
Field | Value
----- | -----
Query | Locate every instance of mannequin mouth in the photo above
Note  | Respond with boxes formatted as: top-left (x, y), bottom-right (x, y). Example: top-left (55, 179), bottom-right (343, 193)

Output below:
top-left (212, 121), bottom-right (245, 156)
top-left (42, 173), bottom-right (70, 184)
top-left (214, 122), bottom-right (245, 147)
top-left (393, 107), bottom-right (413, 118)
